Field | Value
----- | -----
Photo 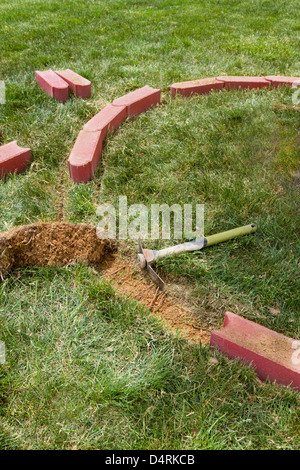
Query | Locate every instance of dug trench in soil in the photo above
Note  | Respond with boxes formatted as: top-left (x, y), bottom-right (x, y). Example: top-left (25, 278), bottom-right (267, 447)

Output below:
top-left (101, 253), bottom-right (211, 344)
top-left (0, 223), bottom-right (210, 344)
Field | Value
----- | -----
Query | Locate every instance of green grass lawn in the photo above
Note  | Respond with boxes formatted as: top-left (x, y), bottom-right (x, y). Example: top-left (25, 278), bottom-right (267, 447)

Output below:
top-left (0, 0), bottom-right (299, 450)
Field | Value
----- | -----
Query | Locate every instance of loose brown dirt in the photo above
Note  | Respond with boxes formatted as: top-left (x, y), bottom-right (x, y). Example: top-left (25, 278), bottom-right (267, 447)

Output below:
top-left (0, 223), bottom-right (210, 345)
top-left (0, 222), bottom-right (116, 278)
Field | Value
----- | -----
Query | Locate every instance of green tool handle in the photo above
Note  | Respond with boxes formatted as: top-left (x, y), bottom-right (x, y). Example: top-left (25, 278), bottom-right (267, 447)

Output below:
top-left (205, 224), bottom-right (257, 247)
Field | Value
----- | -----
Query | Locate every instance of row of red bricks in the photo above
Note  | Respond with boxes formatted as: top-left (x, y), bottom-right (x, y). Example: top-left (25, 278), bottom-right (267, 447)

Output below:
top-left (69, 85), bottom-right (161, 182)
top-left (170, 74), bottom-right (300, 97)
top-left (0, 75), bottom-right (299, 180)
top-left (69, 75), bottom-right (300, 183)
top-left (35, 69), bottom-right (92, 102)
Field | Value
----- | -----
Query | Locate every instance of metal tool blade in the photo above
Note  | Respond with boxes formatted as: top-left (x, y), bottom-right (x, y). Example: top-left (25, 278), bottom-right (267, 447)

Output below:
top-left (138, 239), bottom-right (165, 290)
top-left (146, 263), bottom-right (165, 290)
top-left (138, 238), bottom-right (143, 254)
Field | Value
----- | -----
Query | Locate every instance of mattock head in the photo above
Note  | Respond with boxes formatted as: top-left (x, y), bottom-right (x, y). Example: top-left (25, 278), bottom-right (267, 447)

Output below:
top-left (137, 239), bottom-right (165, 290)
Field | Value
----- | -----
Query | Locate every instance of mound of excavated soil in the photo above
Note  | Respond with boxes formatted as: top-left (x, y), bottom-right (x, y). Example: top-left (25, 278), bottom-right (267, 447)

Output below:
top-left (0, 222), bottom-right (116, 278)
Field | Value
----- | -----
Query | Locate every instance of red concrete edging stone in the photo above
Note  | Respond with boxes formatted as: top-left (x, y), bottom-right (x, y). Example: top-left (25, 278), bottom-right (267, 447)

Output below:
top-left (210, 311), bottom-right (300, 391)
top-left (55, 69), bottom-right (92, 98)
top-left (215, 76), bottom-right (270, 90)
top-left (83, 104), bottom-right (127, 134)
top-left (35, 70), bottom-right (69, 103)
top-left (112, 85), bottom-right (161, 118)
top-left (265, 75), bottom-right (300, 87)
top-left (170, 78), bottom-right (225, 97)
top-left (0, 141), bottom-right (31, 178)
top-left (68, 130), bottom-right (103, 183)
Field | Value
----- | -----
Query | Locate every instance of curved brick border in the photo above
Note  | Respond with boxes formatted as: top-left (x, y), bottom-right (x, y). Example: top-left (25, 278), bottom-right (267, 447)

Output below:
top-left (68, 75), bottom-right (299, 183)
top-left (68, 85), bottom-right (161, 183)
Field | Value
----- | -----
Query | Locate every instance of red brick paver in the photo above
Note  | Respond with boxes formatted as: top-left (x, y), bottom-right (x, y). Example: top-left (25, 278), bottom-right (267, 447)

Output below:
top-left (112, 85), bottom-right (161, 118)
top-left (35, 70), bottom-right (69, 103)
top-left (211, 311), bottom-right (300, 391)
top-left (55, 69), bottom-right (92, 98)
top-left (0, 141), bottom-right (31, 178)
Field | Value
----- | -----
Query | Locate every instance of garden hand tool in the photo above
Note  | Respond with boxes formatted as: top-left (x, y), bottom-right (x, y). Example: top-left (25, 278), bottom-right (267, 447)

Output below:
top-left (138, 223), bottom-right (257, 290)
